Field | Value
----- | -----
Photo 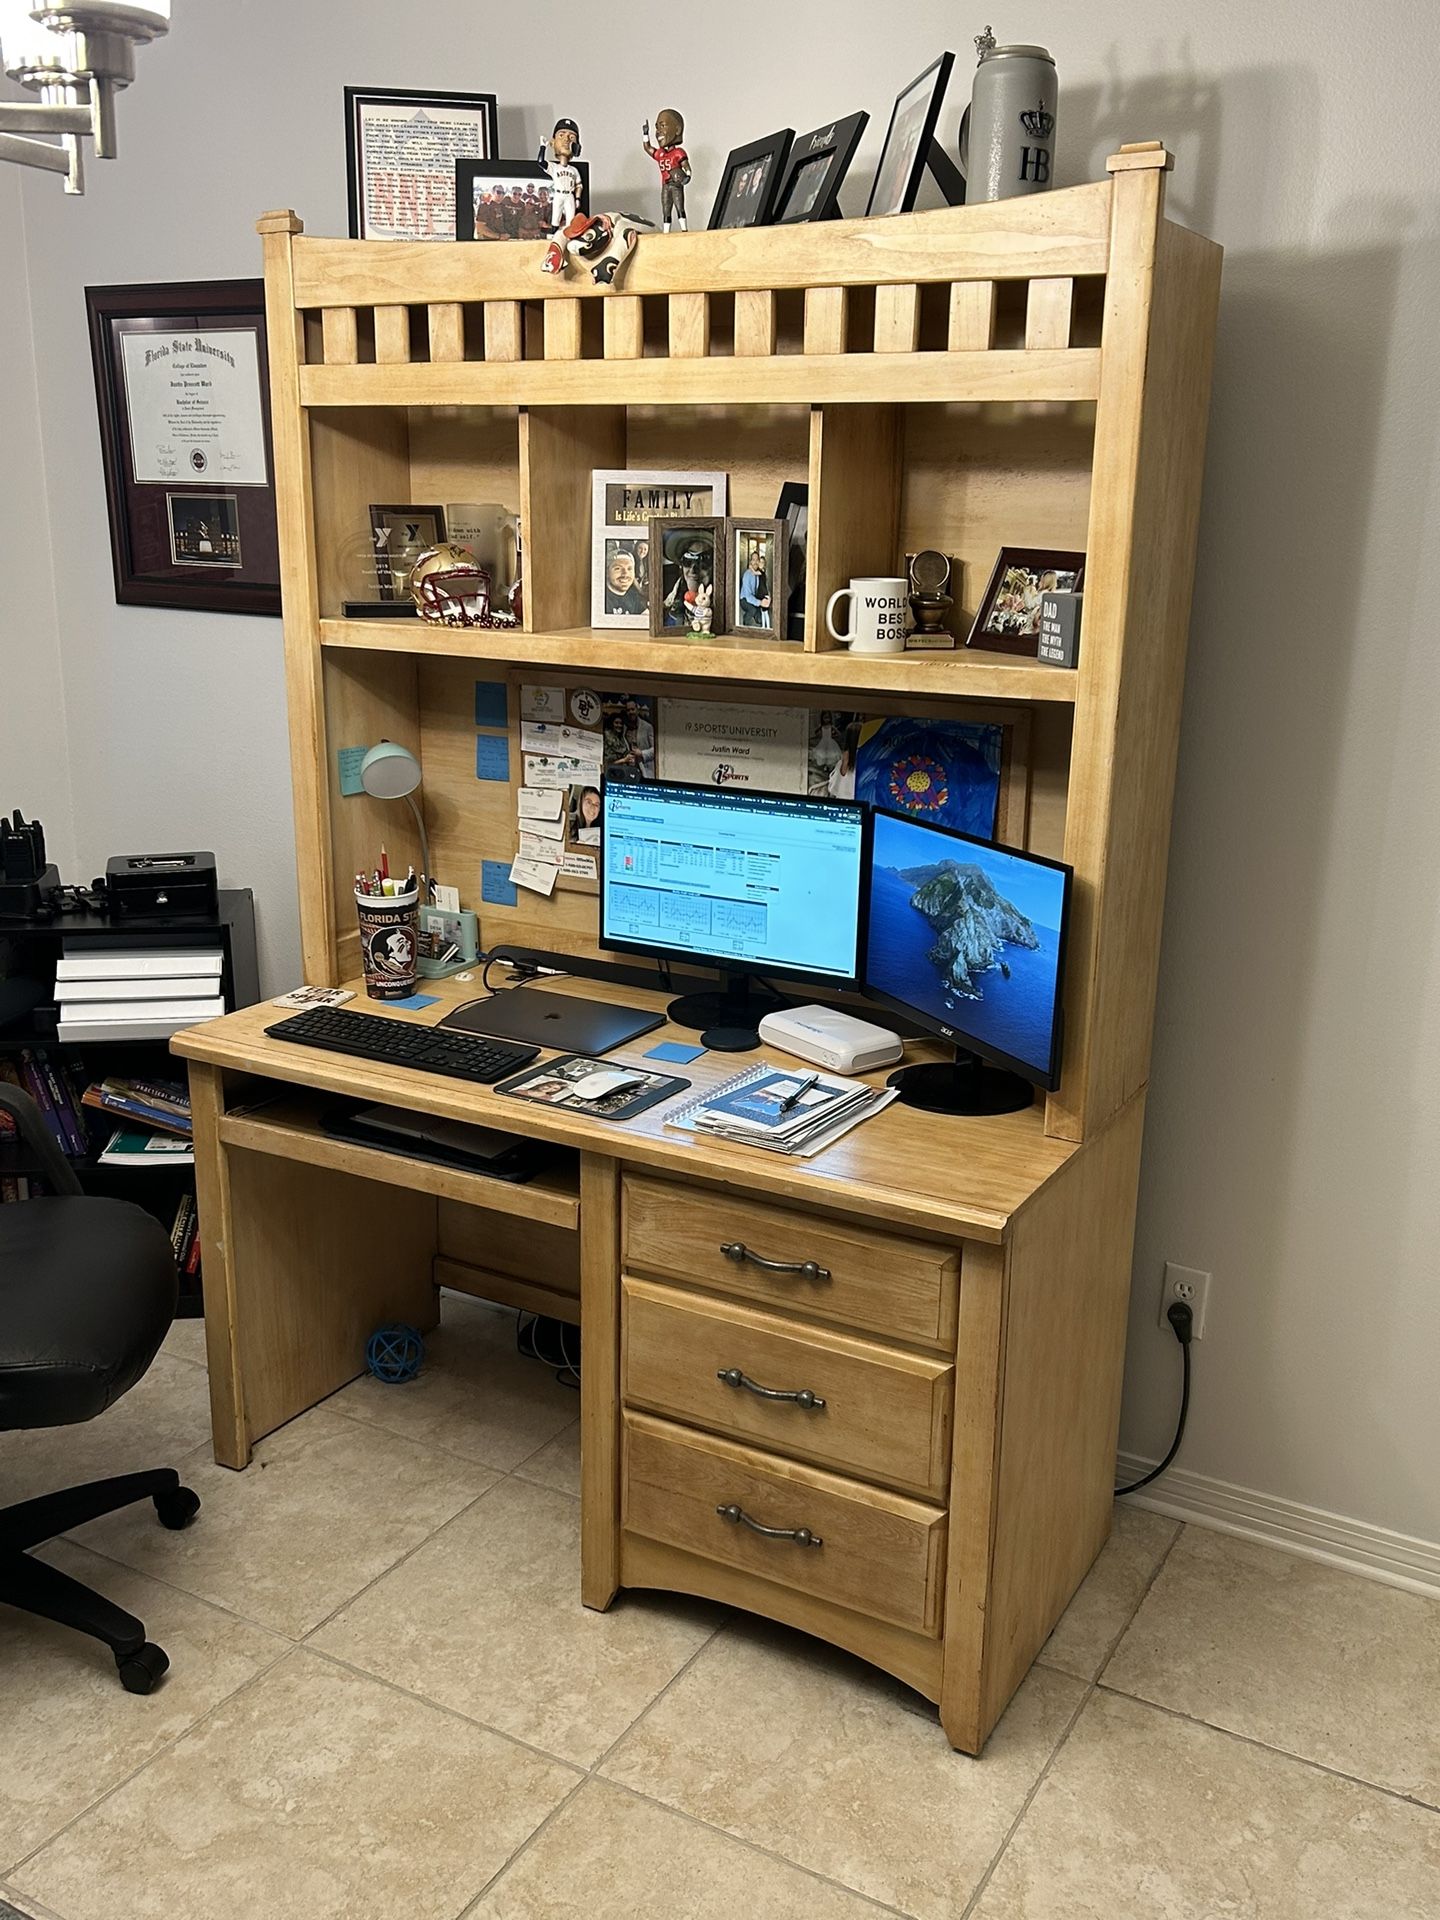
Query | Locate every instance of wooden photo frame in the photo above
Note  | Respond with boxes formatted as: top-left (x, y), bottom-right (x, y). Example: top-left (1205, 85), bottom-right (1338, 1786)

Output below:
top-left (772, 112), bottom-right (869, 224)
top-left (456, 157), bottom-right (589, 241)
top-left (649, 517), bottom-right (727, 637)
top-left (866, 51), bottom-right (955, 217)
top-left (345, 86), bottom-right (498, 241)
top-left (368, 504), bottom-right (448, 601)
top-left (85, 279), bottom-right (280, 617)
top-left (966, 547), bottom-right (1086, 657)
top-left (774, 481), bottom-right (809, 642)
top-left (725, 517), bottom-right (788, 635)
top-left (707, 128), bottom-right (795, 229)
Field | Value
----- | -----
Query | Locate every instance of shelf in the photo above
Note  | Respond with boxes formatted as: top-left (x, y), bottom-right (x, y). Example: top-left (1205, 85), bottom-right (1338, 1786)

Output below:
top-left (317, 619), bottom-right (1079, 704)
top-left (299, 349), bottom-right (1101, 414)
top-left (218, 1093), bottom-right (581, 1230)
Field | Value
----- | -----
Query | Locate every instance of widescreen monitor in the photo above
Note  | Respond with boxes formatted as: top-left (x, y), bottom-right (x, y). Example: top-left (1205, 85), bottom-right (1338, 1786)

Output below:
top-left (600, 778), bottom-right (868, 1048)
top-left (863, 807), bottom-right (1071, 1111)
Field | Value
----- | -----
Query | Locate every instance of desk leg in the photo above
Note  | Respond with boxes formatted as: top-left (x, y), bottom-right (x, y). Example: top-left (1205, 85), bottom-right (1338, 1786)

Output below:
top-left (579, 1152), bottom-right (621, 1610)
top-left (188, 1063), bottom-right (248, 1469)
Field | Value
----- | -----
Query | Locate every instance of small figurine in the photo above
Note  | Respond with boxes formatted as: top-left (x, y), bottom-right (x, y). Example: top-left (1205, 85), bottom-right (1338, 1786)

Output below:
top-left (642, 109), bottom-right (691, 231)
top-left (537, 117), bottom-right (583, 232)
top-left (541, 208), bottom-right (653, 285)
top-left (687, 579), bottom-right (714, 634)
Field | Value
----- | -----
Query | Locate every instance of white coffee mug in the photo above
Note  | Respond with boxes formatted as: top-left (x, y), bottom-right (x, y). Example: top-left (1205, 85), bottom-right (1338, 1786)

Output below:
top-left (825, 575), bottom-right (909, 653)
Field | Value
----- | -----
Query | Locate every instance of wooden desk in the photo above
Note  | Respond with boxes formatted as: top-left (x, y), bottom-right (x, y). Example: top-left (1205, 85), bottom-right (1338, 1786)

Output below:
top-left (173, 973), bottom-right (1144, 1753)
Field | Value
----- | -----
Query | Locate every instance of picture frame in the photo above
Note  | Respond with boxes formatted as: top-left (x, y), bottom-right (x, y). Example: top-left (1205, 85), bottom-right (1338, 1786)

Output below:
top-left (455, 157), bottom-right (589, 241)
top-left (771, 112), bottom-right (869, 224)
top-left (368, 504), bottom-right (448, 602)
top-left (707, 127), bottom-right (795, 229)
top-left (865, 51), bottom-right (955, 217)
top-left (725, 517), bottom-right (788, 635)
top-left (965, 547), bottom-right (1087, 657)
top-left (85, 279), bottom-right (281, 616)
top-left (774, 481), bottom-right (809, 642)
top-left (591, 469), bottom-right (728, 628)
top-left (345, 86), bottom-right (498, 241)
top-left (649, 517), bottom-right (727, 637)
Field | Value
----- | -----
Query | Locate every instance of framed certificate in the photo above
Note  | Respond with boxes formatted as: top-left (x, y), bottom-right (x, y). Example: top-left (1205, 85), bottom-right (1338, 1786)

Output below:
top-left (86, 280), bottom-right (281, 615)
top-left (345, 85), bottom-right (499, 241)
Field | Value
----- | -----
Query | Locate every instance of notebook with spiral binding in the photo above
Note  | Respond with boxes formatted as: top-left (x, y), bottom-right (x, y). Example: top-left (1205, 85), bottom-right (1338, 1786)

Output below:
top-left (665, 1062), bottom-right (895, 1158)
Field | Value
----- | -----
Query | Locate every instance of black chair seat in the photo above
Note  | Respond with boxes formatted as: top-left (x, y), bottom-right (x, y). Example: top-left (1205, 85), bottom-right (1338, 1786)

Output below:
top-left (0, 1197), bottom-right (178, 1431)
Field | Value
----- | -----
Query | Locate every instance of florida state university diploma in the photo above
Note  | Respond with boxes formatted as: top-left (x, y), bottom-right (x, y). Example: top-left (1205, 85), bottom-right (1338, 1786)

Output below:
top-left (120, 327), bottom-right (269, 487)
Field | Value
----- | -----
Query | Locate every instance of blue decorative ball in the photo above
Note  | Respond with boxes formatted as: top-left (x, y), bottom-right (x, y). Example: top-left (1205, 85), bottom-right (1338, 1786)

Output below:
top-left (365, 1323), bottom-right (425, 1384)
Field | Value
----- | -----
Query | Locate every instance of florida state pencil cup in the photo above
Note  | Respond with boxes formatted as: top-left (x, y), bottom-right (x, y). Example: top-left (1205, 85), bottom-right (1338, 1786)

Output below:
top-left (355, 881), bottom-right (419, 1001)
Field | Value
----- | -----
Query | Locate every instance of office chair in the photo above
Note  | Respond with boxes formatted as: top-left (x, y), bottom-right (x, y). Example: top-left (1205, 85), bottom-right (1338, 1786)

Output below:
top-left (0, 1085), bottom-right (201, 1693)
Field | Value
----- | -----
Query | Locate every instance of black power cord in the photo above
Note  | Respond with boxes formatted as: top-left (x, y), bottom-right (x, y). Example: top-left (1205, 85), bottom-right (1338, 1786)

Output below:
top-left (1115, 1301), bottom-right (1193, 1496)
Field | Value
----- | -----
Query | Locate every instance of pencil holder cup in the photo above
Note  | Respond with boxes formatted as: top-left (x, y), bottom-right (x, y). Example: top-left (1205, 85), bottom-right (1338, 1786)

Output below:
top-left (355, 884), bottom-right (419, 1000)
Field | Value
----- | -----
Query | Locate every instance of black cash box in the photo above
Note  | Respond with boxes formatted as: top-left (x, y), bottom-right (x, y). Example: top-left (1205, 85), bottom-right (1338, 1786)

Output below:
top-left (105, 851), bottom-right (219, 917)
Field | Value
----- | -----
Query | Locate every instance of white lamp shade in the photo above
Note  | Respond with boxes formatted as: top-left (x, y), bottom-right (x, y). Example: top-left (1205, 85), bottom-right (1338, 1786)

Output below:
top-left (360, 740), bottom-right (423, 800)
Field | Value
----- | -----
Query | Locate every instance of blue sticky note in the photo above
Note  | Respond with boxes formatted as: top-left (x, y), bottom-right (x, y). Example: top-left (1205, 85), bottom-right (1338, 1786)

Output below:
top-left (337, 746), bottom-right (366, 796)
top-left (385, 992), bottom-right (439, 1011)
top-left (645, 1040), bottom-right (706, 1064)
top-left (475, 735), bottom-right (510, 782)
top-left (481, 859), bottom-right (518, 906)
top-left (474, 679), bottom-right (508, 728)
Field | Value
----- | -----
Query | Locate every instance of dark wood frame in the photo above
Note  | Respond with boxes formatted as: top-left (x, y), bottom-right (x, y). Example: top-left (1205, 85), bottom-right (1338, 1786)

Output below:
top-left (771, 112), bottom-right (869, 224)
top-left (774, 480), bottom-right (809, 641)
top-left (965, 546), bottom-right (1087, 657)
top-left (724, 517), bottom-right (788, 637)
top-left (647, 516), bottom-right (727, 636)
top-left (707, 127), bottom-right (795, 230)
top-left (865, 51), bottom-right (955, 216)
top-left (455, 156), bottom-right (589, 241)
top-left (344, 85), bottom-right (498, 240)
top-left (367, 504), bottom-right (448, 602)
top-left (85, 279), bottom-right (280, 617)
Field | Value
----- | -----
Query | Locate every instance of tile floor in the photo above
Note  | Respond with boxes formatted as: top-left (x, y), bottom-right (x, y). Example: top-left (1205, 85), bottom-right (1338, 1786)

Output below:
top-left (3, 1290), bottom-right (1437, 1920)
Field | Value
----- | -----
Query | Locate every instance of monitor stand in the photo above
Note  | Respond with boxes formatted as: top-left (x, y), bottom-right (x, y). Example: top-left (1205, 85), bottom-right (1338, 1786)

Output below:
top-left (887, 1047), bottom-right (1034, 1116)
top-left (667, 974), bottom-right (784, 1053)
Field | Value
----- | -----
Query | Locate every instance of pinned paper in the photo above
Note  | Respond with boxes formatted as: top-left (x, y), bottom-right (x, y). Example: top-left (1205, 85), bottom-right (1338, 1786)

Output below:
top-left (509, 854), bottom-right (558, 896)
top-left (518, 785), bottom-right (565, 820)
top-left (337, 746), bottom-right (366, 796)
top-left (519, 683), bottom-right (565, 722)
top-left (432, 884), bottom-right (461, 911)
top-left (558, 851), bottom-right (597, 880)
top-left (524, 815), bottom-right (565, 843)
top-left (518, 829), bottom-right (564, 862)
top-left (524, 752), bottom-right (598, 789)
top-left (481, 860), bottom-right (519, 906)
top-left (570, 687), bottom-right (602, 727)
top-left (473, 680), bottom-right (508, 729)
top-left (475, 735), bottom-right (511, 782)
top-left (521, 721), bottom-right (598, 754)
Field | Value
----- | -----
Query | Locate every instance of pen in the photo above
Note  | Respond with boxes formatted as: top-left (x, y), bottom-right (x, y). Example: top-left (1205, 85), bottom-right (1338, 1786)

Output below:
top-left (379, 845), bottom-right (389, 882)
top-left (777, 1072), bottom-right (819, 1113)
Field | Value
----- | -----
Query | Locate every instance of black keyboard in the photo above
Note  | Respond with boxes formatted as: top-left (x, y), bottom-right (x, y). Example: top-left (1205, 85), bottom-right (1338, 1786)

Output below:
top-left (264, 1007), bottom-right (539, 1084)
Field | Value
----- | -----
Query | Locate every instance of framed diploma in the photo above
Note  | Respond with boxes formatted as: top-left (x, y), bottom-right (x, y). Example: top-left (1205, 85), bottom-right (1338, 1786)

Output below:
top-left (86, 280), bottom-right (281, 616)
top-left (345, 85), bottom-right (499, 241)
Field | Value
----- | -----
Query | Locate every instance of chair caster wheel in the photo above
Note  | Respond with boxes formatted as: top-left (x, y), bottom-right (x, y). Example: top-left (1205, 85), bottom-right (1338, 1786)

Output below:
top-left (154, 1486), bottom-right (201, 1530)
top-left (117, 1641), bottom-right (169, 1694)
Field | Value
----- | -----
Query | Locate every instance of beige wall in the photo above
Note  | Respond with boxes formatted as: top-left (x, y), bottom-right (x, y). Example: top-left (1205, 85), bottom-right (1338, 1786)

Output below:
top-left (4, 0), bottom-right (1438, 1549)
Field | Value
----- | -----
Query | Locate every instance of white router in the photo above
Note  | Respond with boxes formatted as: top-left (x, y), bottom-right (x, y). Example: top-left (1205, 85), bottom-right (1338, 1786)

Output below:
top-left (757, 1004), bottom-right (905, 1075)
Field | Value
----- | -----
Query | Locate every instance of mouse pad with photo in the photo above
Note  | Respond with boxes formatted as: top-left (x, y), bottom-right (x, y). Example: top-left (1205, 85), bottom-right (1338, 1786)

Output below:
top-left (494, 1052), bottom-right (690, 1121)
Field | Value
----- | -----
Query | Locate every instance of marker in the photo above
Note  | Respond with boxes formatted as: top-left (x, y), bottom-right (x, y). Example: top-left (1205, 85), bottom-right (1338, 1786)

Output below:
top-left (379, 845), bottom-right (389, 881)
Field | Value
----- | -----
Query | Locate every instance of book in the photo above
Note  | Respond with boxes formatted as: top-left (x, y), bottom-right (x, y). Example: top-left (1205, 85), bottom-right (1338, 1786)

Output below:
top-left (18, 1049), bottom-right (69, 1156)
top-left (36, 1049), bottom-right (87, 1156)
top-left (99, 1128), bottom-right (196, 1167)
top-left (665, 1063), bottom-right (897, 1159)
top-left (82, 1078), bottom-right (193, 1140)
top-left (54, 975), bottom-right (224, 1003)
top-left (56, 947), bottom-right (223, 981)
top-left (58, 1001), bottom-right (224, 1042)
top-left (170, 1192), bottom-right (196, 1260)
top-left (0, 1057), bottom-right (22, 1137)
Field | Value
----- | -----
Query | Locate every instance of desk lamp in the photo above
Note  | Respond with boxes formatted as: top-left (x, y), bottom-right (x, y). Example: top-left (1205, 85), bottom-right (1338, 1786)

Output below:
top-left (360, 740), bottom-right (430, 890)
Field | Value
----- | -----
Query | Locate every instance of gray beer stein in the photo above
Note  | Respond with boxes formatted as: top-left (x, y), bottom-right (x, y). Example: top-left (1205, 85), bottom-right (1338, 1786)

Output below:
top-left (958, 27), bottom-right (1057, 202)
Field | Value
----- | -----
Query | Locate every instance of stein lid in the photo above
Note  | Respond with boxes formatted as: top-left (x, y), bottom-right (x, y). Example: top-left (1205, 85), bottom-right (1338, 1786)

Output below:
top-left (975, 28), bottom-right (1054, 63)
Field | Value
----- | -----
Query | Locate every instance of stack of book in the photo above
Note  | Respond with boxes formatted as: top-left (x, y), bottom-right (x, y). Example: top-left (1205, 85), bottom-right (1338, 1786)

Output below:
top-left (2, 1049), bottom-right (91, 1155)
top-left (666, 1064), bottom-right (897, 1159)
top-left (170, 1191), bottom-right (203, 1283)
top-left (55, 945), bottom-right (224, 1042)
top-left (81, 1074), bottom-right (192, 1140)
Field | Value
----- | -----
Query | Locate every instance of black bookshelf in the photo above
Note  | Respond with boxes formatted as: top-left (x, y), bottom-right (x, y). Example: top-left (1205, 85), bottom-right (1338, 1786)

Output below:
top-left (0, 890), bottom-right (259, 1316)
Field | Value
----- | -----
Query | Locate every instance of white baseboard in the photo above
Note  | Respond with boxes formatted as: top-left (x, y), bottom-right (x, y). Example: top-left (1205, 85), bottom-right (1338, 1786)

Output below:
top-left (1114, 1453), bottom-right (1440, 1599)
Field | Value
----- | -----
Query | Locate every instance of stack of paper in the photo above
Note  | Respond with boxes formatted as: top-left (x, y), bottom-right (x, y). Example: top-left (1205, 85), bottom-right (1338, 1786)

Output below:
top-left (668, 1065), bottom-right (896, 1159)
top-left (55, 947), bottom-right (225, 1042)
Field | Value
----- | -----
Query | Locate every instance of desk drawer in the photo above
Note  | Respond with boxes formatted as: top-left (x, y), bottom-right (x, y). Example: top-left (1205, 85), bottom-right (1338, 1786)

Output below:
top-left (623, 1411), bottom-right (946, 1635)
top-left (623, 1277), bottom-right (953, 1499)
top-left (622, 1174), bottom-right (959, 1349)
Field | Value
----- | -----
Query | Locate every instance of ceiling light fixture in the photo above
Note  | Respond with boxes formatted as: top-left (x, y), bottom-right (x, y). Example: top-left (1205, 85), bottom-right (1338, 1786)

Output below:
top-left (0, 2), bottom-right (171, 194)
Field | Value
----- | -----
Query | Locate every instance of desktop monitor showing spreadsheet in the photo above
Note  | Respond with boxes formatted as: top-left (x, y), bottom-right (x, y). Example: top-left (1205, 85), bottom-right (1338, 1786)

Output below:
top-left (600, 779), bottom-right (867, 1047)
top-left (864, 808), bottom-right (1071, 1096)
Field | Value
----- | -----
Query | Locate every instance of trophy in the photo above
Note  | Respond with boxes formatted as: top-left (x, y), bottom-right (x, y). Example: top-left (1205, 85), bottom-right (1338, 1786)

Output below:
top-left (905, 549), bottom-right (955, 649)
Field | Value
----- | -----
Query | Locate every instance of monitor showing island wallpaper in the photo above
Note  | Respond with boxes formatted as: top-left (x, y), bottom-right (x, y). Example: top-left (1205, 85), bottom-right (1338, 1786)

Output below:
top-left (864, 809), bottom-right (1071, 1086)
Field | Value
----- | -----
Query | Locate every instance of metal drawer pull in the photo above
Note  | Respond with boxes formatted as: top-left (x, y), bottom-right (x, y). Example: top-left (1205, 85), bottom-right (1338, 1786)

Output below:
top-left (716, 1366), bottom-right (825, 1411)
top-left (715, 1503), bottom-right (822, 1548)
top-left (719, 1241), bottom-right (831, 1283)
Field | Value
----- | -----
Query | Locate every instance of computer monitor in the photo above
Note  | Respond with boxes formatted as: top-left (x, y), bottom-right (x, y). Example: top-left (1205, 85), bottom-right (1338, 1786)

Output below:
top-left (863, 807), bottom-right (1071, 1114)
top-left (600, 778), bottom-right (869, 1050)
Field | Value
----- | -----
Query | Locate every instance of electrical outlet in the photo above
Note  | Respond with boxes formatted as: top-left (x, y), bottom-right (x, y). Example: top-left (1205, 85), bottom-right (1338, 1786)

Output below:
top-left (1160, 1262), bottom-right (1210, 1339)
